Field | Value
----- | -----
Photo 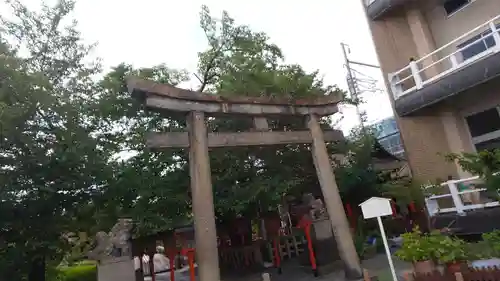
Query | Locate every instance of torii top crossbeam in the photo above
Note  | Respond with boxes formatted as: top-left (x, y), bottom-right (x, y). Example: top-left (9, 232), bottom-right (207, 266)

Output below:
top-left (127, 77), bottom-right (341, 117)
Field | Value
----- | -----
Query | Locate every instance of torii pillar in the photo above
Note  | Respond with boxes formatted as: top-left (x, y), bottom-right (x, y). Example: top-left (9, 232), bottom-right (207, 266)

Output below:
top-left (128, 78), bottom-right (362, 280)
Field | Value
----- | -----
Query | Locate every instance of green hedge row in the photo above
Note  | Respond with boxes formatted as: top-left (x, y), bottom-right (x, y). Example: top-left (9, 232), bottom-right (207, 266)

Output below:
top-left (56, 264), bottom-right (97, 281)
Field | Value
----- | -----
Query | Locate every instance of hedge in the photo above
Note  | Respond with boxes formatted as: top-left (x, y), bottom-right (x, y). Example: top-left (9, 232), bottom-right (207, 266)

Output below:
top-left (56, 264), bottom-right (97, 281)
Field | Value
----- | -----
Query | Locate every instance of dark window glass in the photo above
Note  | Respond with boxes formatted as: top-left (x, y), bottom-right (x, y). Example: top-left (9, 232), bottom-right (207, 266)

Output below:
top-left (458, 24), bottom-right (500, 61)
top-left (475, 138), bottom-right (500, 152)
top-left (466, 108), bottom-right (500, 137)
top-left (443, 0), bottom-right (470, 15)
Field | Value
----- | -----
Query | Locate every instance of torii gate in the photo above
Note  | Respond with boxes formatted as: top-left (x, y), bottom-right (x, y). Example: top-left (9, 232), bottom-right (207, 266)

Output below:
top-left (128, 77), bottom-right (362, 280)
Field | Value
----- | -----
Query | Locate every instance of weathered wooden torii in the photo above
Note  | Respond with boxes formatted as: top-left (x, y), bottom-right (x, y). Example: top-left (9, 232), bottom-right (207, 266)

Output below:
top-left (128, 77), bottom-right (362, 280)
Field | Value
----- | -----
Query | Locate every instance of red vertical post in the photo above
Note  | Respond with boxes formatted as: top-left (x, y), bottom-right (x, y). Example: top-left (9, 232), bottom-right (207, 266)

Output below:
top-left (273, 238), bottom-right (281, 274)
top-left (409, 201), bottom-right (416, 213)
top-left (298, 216), bottom-right (317, 277)
top-left (391, 200), bottom-right (397, 217)
top-left (305, 224), bottom-right (318, 276)
top-left (408, 201), bottom-right (417, 229)
top-left (345, 203), bottom-right (356, 231)
top-left (188, 249), bottom-right (196, 281)
top-left (264, 213), bottom-right (282, 274)
top-left (345, 203), bottom-right (352, 221)
top-left (181, 248), bottom-right (196, 281)
top-left (169, 250), bottom-right (176, 281)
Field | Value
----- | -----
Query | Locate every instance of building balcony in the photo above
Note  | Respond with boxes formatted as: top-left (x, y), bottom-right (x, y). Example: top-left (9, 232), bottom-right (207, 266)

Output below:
top-left (389, 15), bottom-right (500, 116)
top-left (365, 0), bottom-right (408, 20)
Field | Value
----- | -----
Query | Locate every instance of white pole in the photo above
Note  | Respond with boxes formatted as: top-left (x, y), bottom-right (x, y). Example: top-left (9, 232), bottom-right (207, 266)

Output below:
top-left (377, 216), bottom-right (398, 281)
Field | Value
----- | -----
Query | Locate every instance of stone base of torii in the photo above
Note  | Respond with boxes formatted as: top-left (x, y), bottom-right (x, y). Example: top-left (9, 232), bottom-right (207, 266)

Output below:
top-left (127, 77), bottom-right (363, 281)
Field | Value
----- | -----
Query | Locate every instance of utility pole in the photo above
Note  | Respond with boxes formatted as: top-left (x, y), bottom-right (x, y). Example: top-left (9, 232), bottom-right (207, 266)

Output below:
top-left (341, 43), bottom-right (364, 128)
top-left (340, 42), bottom-right (380, 129)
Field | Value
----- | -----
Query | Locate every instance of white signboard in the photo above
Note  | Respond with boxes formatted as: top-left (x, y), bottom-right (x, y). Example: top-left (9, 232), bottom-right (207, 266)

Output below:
top-left (359, 197), bottom-right (397, 281)
top-left (359, 196), bottom-right (393, 219)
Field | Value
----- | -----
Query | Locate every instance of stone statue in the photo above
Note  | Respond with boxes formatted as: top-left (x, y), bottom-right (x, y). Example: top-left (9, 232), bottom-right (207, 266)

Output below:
top-left (88, 218), bottom-right (134, 261)
top-left (302, 193), bottom-right (327, 220)
top-left (310, 198), bottom-right (327, 220)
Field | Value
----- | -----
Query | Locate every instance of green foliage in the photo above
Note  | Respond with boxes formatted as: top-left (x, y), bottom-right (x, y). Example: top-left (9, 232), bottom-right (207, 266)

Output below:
top-left (433, 236), bottom-right (468, 263)
top-left (383, 178), bottom-right (426, 211)
top-left (352, 217), bottom-right (383, 259)
top-left (445, 149), bottom-right (500, 194)
top-left (0, 0), bottom-right (110, 278)
top-left (353, 217), bottom-right (369, 259)
top-left (395, 227), bottom-right (441, 262)
top-left (335, 127), bottom-right (386, 206)
top-left (483, 230), bottom-right (500, 257)
top-left (463, 231), bottom-right (500, 260)
top-left (56, 264), bottom-right (97, 281)
top-left (466, 241), bottom-right (495, 260)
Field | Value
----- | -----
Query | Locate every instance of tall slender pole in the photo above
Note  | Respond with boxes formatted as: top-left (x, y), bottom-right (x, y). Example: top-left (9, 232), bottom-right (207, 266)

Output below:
top-left (341, 43), bottom-right (365, 128)
top-left (377, 216), bottom-right (398, 281)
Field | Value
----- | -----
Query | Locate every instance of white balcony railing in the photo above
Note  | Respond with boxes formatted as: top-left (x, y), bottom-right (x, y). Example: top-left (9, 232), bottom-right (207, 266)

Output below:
top-left (424, 176), bottom-right (500, 217)
top-left (389, 15), bottom-right (500, 100)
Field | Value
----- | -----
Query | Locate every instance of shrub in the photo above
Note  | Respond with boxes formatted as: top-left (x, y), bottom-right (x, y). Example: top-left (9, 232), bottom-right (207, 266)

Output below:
top-left (483, 230), bottom-right (500, 257)
top-left (395, 227), bottom-right (441, 262)
top-left (57, 264), bottom-right (97, 281)
top-left (434, 236), bottom-right (468, 264)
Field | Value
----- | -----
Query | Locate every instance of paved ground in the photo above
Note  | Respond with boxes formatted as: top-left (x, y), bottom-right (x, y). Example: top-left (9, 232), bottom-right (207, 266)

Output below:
top-left (223, 254), bottom-right (412, 281)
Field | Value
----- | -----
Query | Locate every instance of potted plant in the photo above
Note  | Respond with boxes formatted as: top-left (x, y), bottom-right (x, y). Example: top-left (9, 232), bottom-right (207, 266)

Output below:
top-left (395, 227), bottom-right (438, 274)
top-left (434, 235), bottom-right (468, 273)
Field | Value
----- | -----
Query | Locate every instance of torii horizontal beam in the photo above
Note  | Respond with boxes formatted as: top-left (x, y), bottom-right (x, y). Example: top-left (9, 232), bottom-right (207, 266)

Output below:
top-left (128, 77), bottom-right (341, 117)
top-left (147, 130), bottom-right (344, 149)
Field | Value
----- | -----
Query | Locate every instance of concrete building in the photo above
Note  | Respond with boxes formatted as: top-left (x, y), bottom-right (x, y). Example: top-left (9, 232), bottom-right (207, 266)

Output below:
top-left (372, 117), bottom-right (405, 158)
top-left (361, 0), bottom-right (500, 182)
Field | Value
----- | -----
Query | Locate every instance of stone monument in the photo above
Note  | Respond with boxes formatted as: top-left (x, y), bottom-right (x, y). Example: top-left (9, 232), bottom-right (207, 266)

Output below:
top-left (88, 219), bottom-right (136, 281)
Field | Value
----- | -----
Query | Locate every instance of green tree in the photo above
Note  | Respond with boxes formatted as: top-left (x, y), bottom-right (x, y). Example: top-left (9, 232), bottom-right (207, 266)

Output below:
top-left (89, 5), bottom-right (350, 234)
top-left (194, 5), bottom-right (348, 219)
top-left (445, 149), bottom-right (500, 196)
top-left (0, 1), bottom-right (111, 279)
top-left (335, 126), bottom-right (383, 206)
top-left (85, 63), bottom-right (192, 236)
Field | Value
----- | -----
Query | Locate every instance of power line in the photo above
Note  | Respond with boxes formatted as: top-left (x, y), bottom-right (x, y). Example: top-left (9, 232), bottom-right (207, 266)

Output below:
top-left (341, 43), bottom-right (364, 128)
top-left (340, 42), bottom-right (383, 128)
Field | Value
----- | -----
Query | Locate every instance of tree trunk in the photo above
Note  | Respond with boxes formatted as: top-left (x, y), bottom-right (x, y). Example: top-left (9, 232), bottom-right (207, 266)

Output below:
top-left (28, 256), bottom-right (46, 281)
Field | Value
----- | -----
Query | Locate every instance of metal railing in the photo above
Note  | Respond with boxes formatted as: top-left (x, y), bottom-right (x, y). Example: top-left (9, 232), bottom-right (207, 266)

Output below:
top-left (389, 14), bottom-right (500, 99)
top-left (424, 175), bottom-right (500, 217)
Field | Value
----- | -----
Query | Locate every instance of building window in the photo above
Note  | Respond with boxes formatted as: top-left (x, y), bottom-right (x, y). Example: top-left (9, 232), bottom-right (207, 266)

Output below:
top-left (466, 108), bottom-right (500, 137)
top-left (457, 25), bottom-right (500, 61)
top-left (466, 107), bottom-right (500, 151)
top-left (379, 133), bottom-right (404, 156)
top-left (389, 119), bottom-right (398, 133)
top-left (443, 0), bottom-right (471, 15)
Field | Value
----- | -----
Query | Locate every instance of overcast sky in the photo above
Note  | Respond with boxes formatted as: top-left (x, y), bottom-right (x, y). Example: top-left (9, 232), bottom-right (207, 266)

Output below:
top-left (41, 0), bottom-right (395, 133)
